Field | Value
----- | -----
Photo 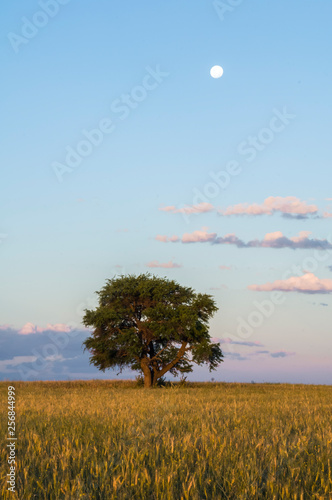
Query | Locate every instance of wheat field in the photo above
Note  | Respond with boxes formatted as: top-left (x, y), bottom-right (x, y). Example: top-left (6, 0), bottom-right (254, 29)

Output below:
top-left (1, 380), bottom-right (331, 499)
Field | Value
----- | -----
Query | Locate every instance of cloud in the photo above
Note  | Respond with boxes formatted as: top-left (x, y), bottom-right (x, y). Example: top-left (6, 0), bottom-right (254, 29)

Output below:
top-left (157, 229), bottom-right (332, 250)
top-left (327, 266), bottom-right (332, 272)
top-left (213, 231), bottom-right (332, 250)
top-left (0, 356), bottom-right (38, 371)
top-left (182, 228), bottom-right (217, 243)
top-left (251, 350), bottom-right (295, 358)
top-left (160, 197), bottom-right (323, 219)
top-left (320, 303), bottom-right (329, 307)
top-left (223, 352), bottom-right (248, 361)
top-left (270, 351), bottom-right (295, 358)
top-left (159, 202), bottom-right (214, 215)
top-left (282, 213), bottom-right (317, 220)
top-left (220, 346), bottom-right (296, 361)
top-left (211, 339), bottom-right (296, 362)
top-left (18, 323), bottom-right (72, 335)
top-left (155, 235), bottom-right (179, 243)
top-left (219, 196), bottom-right (318, 217)
top-left (155, 235), bottom-right (168, 243)
top-left (159, 197), bottom-right (332, 221)
top-left (219, 265), bottom-right (232, 270)
top-left (248, 272), bottom-right (332, 294)
top-left (214, 233), bottom-right (244, 246)
top-left (0, 327), bottom-right (87, 361)
top-left (146, 260), bottom-right (182, 269)
top-left (214, 337), bottom-right (264, 347)
top-left (0, 326), bottom-right (134, 381)
top-left (159, 205), bottom-right (176, 212)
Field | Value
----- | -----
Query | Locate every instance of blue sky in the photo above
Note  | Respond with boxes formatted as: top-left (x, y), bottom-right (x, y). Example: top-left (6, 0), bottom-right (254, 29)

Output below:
top-left (1, 0), bottom-right (332, 383)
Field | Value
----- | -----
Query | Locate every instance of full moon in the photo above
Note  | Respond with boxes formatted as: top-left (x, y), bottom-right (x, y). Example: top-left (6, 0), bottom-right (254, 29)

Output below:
top-left (210, 65), bottom-right (223, 79)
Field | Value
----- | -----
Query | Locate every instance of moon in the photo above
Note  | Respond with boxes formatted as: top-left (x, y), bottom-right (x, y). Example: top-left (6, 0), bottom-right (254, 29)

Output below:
top-left (210, 65), bottom-right (224, 79)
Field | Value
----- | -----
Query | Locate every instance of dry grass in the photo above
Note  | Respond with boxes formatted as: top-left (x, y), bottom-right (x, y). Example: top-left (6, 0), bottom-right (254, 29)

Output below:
top-left (1, 380), bottom-right (331, 499)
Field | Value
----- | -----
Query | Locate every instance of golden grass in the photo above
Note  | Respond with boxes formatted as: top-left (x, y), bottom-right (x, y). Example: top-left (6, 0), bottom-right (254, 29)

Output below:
top-left (1, 380), bottom-right (331, 499)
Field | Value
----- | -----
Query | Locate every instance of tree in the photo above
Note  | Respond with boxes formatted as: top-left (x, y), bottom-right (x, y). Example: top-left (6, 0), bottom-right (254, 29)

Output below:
top-left (82, 273), bottom-right (223, 388)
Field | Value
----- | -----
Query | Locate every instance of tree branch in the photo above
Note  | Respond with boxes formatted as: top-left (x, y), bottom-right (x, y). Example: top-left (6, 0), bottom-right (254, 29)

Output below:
top-left (157, 341), bottom-right (188, 378)
top-left (150, 341), bottom-right (171, 361)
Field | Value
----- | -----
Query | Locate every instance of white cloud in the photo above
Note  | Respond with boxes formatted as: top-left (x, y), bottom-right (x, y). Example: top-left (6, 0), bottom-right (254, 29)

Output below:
top-left (248, 272), bottom-right (332, 294)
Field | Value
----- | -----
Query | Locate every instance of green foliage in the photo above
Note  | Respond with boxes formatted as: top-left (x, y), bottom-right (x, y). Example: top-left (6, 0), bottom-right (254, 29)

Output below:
top-left (1, 381), bottom-right (331, 499)
top-left (82, 273), bottom-right (223, 386)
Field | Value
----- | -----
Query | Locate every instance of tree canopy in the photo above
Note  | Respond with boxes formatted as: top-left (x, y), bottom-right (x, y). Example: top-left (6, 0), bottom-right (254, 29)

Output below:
top-left (82, 273), bottom-right (223, 387)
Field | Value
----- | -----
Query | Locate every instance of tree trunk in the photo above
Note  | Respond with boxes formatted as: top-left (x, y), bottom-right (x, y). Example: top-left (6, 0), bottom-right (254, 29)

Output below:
top-left (141, 359), bottom-right (155, 388)
top-left (144, 371), bottom-right (152, 388)
top-left (151, 370), bottom-right (157, 387)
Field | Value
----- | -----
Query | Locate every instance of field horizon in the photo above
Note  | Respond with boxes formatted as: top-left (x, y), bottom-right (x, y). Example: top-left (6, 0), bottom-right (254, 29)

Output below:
top-left (2, 379), bottom-right (332, 387)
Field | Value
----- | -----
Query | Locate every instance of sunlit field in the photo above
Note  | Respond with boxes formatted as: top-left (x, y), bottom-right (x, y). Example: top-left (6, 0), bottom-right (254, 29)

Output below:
top-left (1, 381), bottom-right (331, 499)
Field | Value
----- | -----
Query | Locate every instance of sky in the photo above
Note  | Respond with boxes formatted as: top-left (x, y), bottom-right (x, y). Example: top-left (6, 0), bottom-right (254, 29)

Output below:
top-left (1, 0), bottom-right (332, 384)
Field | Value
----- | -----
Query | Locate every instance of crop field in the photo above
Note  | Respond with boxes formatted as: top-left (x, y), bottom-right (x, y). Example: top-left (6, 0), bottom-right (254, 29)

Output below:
top-left (1, 380), bottom-right (331, 499)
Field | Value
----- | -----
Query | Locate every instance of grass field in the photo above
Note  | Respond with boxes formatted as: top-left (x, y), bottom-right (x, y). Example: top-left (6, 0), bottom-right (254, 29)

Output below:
top-left (1, 380), bottom-right (331, 499)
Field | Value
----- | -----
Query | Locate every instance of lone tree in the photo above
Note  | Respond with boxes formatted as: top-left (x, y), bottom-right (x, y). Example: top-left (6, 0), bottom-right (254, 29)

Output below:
top-left (82, 273), bottom-right (223, 388)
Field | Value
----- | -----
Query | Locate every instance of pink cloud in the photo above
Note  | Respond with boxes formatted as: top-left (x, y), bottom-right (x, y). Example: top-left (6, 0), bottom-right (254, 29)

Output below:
top-left (146, 260), bottom-right (182, 269)
top-left (159, 202), bottom-right (214, 214)
top-left (155, 234), bottom-right (179, 243)
top-left (257, 230), bottom-right (331, 249)
top-left (263, 231), bottom-right (284, 241)
top-left (18, 323), bottom-right (40, 335)
top-left (214, 230), bottom-right (332, 250)
top-left (159, 205), bottom-right (176, 212)
top-left (220, 196), bottom-right (318, 217)
top-left (222, 203), bottom-right (268, 216)
top-left (289, 231), bottom-right (312, 243)
top-left (248, 272), bottom-right (332, 294)
top-left (323, 212), bottom-right (332, 218)
top-left (262, 231), bottom-right (312, 245)
top-left (45, 323), bottom-right (72, 332)
top-left (219, 265), bottom-right (232, 270)
top-left (0, 324), bottom-right (12, 330)
top-left (155, 235), bottom-right (168, 243)
top-left (18, 323), bottom-right (72, 335)
top-left (156, 229), bottom-right (332, 250)
top-left (182, 228), bottom-right (217, 243)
